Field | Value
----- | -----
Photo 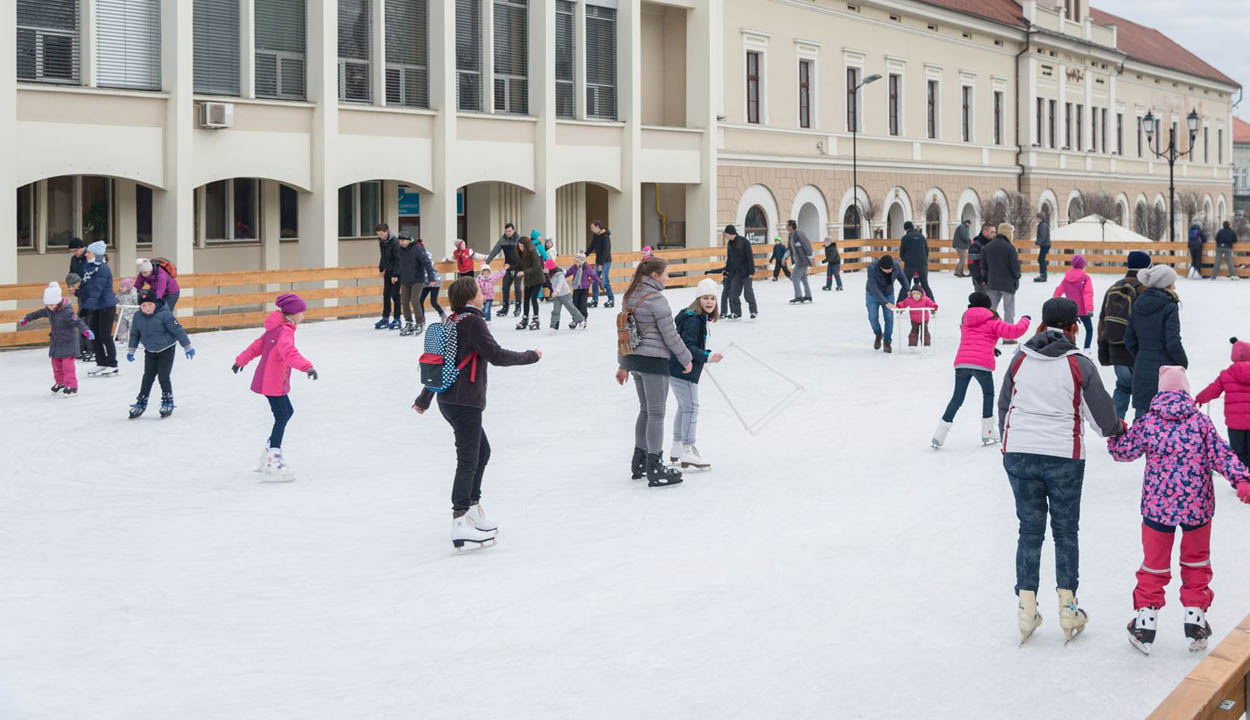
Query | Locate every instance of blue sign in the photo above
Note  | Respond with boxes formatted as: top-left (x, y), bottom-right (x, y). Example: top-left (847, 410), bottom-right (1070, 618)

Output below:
top-left (398, 187), bottom-right (420, 216)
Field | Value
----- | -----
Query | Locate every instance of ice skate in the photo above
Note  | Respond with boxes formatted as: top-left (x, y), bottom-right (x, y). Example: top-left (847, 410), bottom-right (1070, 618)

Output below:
top-left (496, 303), bottom-right (510, 317)
top-left (932, 420), bottom-right (952, 449)
top-left (1058, 589), bottom-right (1088, 644)
top-left (669, 441), bottom-right (684, 464)
top-left (679, 445), bottom-right (710, 470)
top-left (513, 306), bottom-right (521, 317)
top-left (569, 320), bottom-right (587, 330)
top-left (548, 322), bottom-right (560, 332)
top-left (50, 384), bottom-right (64, 394)
top-left (604, 300), bottom-right (615, 309)
top-left (256, 444), bottom-right (270, 473)
top-left (128, 395), bottom-right (148, 419)
top-left (158, 393), bottom-right (175, 418)
top-left (981, 417), bottom-right (998, 446)
top-left (749, 312), bottom-right (757, 320)
top-left (399, 322), bottom-right (415, 336)
top-left (789, 297), bottom-right (804, 305)
top-left (61, 387), bottom-right (77, 398)
top-left (88, 366), bottom-right (118, 378)
top-left (1018, 590), bottom-right (1043, 646)
top-left (516, 317), bottom-right (529, 330)
top-left (452, 513), bottom-right (496, 551)
top-left (1127, 607), bottom-right (1158, 655)
top-left (260, 448), bottom-right (295, 482)
top-left (802, 296), bottom-right (813, 303)
top-left (529, 317), bottom-right (540, 331)
top-left (468, 503), bottom-right (498, 533)
top-left (1184, 607), bottom-right (1212, 652)
top-left (387, 317), bottom-right (402, 330)
top-left (374, 317), bottom-right (389, 329)
top-left (413, 322), bottom-right (425, 336)
top-left (646, 453), bottom-right (683, 487)
top-left (630, 447), bottom-right (646, 480)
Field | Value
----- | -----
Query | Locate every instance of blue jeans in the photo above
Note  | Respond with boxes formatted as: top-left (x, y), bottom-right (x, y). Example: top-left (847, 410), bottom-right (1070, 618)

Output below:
top-left (865, 296), bottom-right (893, 342)
top-left (942, 368), bottom-right (994, 422)
top-left (482, 299), bottom-right (493, 321)
top-left (266, 394), bottom-right (294, 449)
top-left (593, 262), bottom-right (614, 302)
top-left (1113, 365), bottom-right (1133, 420)
top-left (1004, 452), bottom-right (1086, 594)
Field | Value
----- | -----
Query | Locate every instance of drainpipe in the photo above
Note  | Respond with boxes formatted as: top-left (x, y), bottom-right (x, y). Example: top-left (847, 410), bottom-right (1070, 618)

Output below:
top-left (1014, 22), bottom-right (1034, 196)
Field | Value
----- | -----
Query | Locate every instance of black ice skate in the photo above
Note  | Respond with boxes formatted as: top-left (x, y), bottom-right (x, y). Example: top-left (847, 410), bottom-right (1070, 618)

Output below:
top-left (159, 393), bottom-right (175, 418)
top-left (1184, 607), bottom-right (1212, 652)
top-left (496, 303), bottom-right (510, 317)
top-left (50, 384), bottom-right (65, 394)
top-left (645, 453), bottom-right (683, 487)
top-left (630, 447), bottom-right (646, 480)
top-left (1127, 607), bottom-right (1158, 655)
top-left (516, 317), bottom-right (529, 330)
top-left (128, 395), bottom-right (148, 419)
top-left (529, 317), bottom-right (540, 331)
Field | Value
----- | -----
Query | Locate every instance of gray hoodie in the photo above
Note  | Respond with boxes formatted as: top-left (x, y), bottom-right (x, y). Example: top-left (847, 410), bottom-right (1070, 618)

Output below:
top-left (618, 276), bottom-right (693, 373)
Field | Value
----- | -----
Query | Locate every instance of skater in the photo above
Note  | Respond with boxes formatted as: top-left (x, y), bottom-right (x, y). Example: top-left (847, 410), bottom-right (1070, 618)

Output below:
top-left (452, 239), bottom-right (479, 278)
top-left (897, 278), bottom-right (938, 348)
top-left (418, 239), bottom-right (446, 323)
top-left (1109, 366), bottom-right (1250, 654)
top-left (1186, 223), bottom-right (1206, 279)
top-left (67, 237), bottom-right (88, 288)
top-left (80, 241), bottom-right (119, 376)
top-left (1096, 251), bottom-right (1150, 420)
top-left (641, 245), bottom-right (654, 261)
top-left (1033, 212), bottom-right (1051, 282)
top-left (723, 225), bottom-right (758, 320)
top-left (484, 223), bottom-right (523, 317)
top-left (114, 276), bottom-right (138, 343)
top-left (952, 219), bottom-right (972, 277)
top-left (232, 293), bottom-right (318, 479)
top-left (588, 220), bottom-right (614, 308)
top-left (822, 237), bottom-right (843, 291)
top-left (668, 278), bottom-right (724, 470)
top-left (1196, 338), bottom-right (1250, 470)
top-left (395, 233), bottom-right (437, 335)
top-left (514, 235), bottom-right (544, 330)
top-left (1051, 254), bottom-right (1095, 350)
top-left (413, 277), bottom-right (542, 549)
top-left (615, 257), bottom-right (693, 487)
top-left (1213, 220), bottom-right (1239, 280)
top-left (931, 292), bottom-right (1029, 449)
top-left (375, 223), bottom-right (402, 329)
top-left (566, 252), bottom-right (600, 319)
top-left (787, 219), bottom-right (814, 304)
top-left (982, 223), bottom-right (1022, 332)
top-left (998, 297), bottom-right (1123, 645)
top-left (64, 272), bottom-right (91, 363)
top-left (125, 290), bottom-right (194, 419)
top-left (770, 237), bottom-right (791, 280)
top-left (899, 221), bottom-right (933, 301)
top-left (19, 282), bottom-right (93, 398)
top-left (864, 255), bottom-right (908, 353)
top-left (134, 258), bottom-right (181, 312)
top-left (967, 223), bottom-right (993, 295)
top-left (547, 258), bottom-right (586, 330)
top-left (476, 262), bottom-right (503, 321)
top-left (1125, 265), bottom-right (1188, 417)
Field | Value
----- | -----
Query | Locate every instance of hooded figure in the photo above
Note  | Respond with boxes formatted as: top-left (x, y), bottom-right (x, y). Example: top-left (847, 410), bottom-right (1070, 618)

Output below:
top-left (1125, 266), bottom-right (1187, 413)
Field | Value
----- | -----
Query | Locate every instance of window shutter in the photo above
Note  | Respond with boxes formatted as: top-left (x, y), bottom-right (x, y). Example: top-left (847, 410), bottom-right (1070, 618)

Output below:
top-left (194, 0), bottom-right (240, 95)
top-left (555, 1), bottom-right (575, 118)
top-left (385, 0), bottom-right (429, 107)
top-left (456, 0), bottom-right (482, 111)
top-left (255, 0), bottom-right (305, 99)
top-left (97, 0), bottom-right (161, 90)
top-left (493, 0), bottom-right (528, 115)
top-left (338, 0), bottom-right (371, 102)
top-left (17, 0), bottom-right (80, 84)
top-left (585, 5), bottom-right (617, 120)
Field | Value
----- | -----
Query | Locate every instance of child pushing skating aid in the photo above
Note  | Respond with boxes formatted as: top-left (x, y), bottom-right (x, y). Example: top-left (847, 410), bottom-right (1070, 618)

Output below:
top-left (20, 282), bottom-right (93, 398)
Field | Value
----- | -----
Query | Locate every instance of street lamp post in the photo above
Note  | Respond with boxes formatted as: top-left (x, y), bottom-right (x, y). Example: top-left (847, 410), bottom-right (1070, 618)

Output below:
top-left (852, 73), bottom-right (882, 239)
top-left (1143, 108), bottom-right (1199, 242)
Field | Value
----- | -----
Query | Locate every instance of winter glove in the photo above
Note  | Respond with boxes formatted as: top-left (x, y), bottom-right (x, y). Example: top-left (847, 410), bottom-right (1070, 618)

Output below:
top-left (231, 364), bottom-right (242, 374)
top-left (18, 318), bottom-right (27, 327)
top-left (126, 351), bottom-right (135, 363)
top-left (185, 347), bottom-right (196, 360)
top-left (306, 368), bottom-right (318, 381)
top-left (84, 330), bottom-right (95, 341)
top-left (1238, 482), bottom-right (1250, 505)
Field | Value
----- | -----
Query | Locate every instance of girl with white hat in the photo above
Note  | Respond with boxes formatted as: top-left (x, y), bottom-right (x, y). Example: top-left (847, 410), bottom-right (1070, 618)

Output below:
top-left (668, 278), bottom-right (725, 470)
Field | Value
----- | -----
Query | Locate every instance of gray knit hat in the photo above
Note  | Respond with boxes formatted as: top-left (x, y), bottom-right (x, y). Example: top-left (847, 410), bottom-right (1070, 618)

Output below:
top-left (1138, 265), bottom-right (1178, 289)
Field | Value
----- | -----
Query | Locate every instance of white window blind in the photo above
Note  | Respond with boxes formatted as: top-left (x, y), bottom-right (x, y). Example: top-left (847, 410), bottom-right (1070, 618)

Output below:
top-left (493, 0), bottom-right (528, 114)
top-left (256, 0), bottom-right (306, 99)
top-left (456, 0), bottom-right (483, 111)
top-left (194, 0), bottom-right (240, 95)
top-left (555, 0), bottom-right (575, 118)
top-left (17, 0), bottom-right (80, 84)
top-left (97, 0), bottom-right (161, 90)
top-left (385, 0), bottom-right (429, 107)
top-left (338, 0), bottom-right (371, 102)
top-left (585, 5), bottom-right (617, 120)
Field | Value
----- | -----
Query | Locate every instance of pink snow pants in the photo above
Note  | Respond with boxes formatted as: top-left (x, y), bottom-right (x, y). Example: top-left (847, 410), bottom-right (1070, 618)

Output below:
top-left (1133, 522), bottom-right (1213, 610)
top-left (51, 356), bottom-right (78, 390)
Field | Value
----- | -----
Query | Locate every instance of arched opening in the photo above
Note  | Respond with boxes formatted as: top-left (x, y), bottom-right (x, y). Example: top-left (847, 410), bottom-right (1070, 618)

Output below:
top-left (887, 202), bottom-right (906, 238)
top-left (842, 205), bottom-right (861, 240)
top-left (789, 185), bottom-right (829, 243)
top-left (925, 203), bottom-right (942, 239)
top-left (797, 202), bottom-right (821, 242)
top-left (1067, 193), bottom-right (1084, 224)
top-left (556, 181), bottom-right (614, 257)
top-left (735, 184), bottom-right (780, 246)
top-left (744, 204), bottom-right (770, 244)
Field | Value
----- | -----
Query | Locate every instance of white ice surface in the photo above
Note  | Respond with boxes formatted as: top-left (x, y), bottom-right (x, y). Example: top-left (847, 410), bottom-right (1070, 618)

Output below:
top-left (1, 272), bottom-right (1247, 720)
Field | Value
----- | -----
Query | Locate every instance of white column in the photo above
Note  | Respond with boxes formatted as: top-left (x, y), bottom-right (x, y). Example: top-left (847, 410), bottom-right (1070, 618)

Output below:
top-left (684, 0), bottom-right (720, 249)
top-left (241, 0), bottom-right (256, 98)
top-left (115, 180), bottom-right (139, 274)
top-left (426, 0), bottom-right (461, 259)
top-left (155, 0), bottom-right (195, 286)
top-left (483, 0), bottom-right (496, 113)
top-left (382, 180), bottom-right (400, 231)
top-left (609, 0), bottom-right (642, 251)
top-left (82, 0), bottom-right (98, 87)
top-left (300, 0), bottom-right (339, 271)
top-left (0, 0), bottom-right (16, 287)
top-left (574, 0), bottom-right (587, 121)
top-left (371, 0), bottom-right (386, 105)
top-left (524, 0), bottom-right (557, 246)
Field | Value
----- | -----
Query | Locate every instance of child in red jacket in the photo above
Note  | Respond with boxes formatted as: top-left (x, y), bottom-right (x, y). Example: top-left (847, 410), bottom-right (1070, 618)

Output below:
top-left (1053, 254), bottom-right (1094, 350)
top-left (896, 277), bottom-right (938, 347)
top-left (452, 239), bottom-right (478, 278)
top-left (1196, 337), bottom-right (1250, 469)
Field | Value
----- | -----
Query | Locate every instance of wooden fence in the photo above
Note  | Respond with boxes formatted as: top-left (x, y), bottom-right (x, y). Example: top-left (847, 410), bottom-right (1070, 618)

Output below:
top-left (2, 240), bottom-right (1245, 348)
top-left (1148, 611), bottom-right (1250, 719)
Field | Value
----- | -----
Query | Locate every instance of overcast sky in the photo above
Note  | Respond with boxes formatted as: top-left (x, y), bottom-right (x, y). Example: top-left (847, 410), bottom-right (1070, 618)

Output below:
top-left (1093, 0), bottom-right (1248, 119)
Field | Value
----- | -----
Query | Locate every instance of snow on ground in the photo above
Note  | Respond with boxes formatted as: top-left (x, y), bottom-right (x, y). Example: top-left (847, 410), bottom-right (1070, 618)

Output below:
top-left (1, 271), bottom-right (1247, 720)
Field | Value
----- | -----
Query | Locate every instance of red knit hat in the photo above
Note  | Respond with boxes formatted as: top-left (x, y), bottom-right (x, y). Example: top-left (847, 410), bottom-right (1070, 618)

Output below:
top-left (1231, 337), bottom-right (1250, 363)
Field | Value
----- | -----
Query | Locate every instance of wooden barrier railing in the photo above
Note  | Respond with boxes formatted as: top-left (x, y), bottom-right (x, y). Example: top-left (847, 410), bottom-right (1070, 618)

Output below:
top-left (1149, 612), bottom-right (1250, 719)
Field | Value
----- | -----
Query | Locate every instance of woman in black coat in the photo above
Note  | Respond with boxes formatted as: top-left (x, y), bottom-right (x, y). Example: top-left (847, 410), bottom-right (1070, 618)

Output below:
top-left (1124, 265), bottom-right (1188, 413)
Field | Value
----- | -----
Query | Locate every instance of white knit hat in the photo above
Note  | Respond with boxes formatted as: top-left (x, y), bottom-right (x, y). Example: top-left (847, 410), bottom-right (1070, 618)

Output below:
top-left (137, 258), bottom-right (153, 274)
top-left (696, 278), bottom-right (718, 298)
top-left (1139, 265), bottom-right (1178, 289)
top-left (43, 282), bottom-right (62, 305)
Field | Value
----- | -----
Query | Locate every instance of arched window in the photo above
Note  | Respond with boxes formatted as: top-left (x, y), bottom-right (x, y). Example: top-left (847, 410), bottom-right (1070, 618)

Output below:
top-left (744, 204), bottom-right (768, 244)
top-left (842, 205), bottom-right (861, 240)
top-left (925, 203), bottom-right (942, 239)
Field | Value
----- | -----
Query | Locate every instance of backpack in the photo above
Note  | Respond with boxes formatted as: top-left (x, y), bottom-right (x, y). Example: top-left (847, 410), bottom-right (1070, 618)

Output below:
top-left (616, 292), bottom-right (659, 357)
top-left (1100, 280), bottom-right (1138, 345)
top-left (151, 257), bottom-right (178, 278)
top-left (419, 313), bottom-right (478, 392)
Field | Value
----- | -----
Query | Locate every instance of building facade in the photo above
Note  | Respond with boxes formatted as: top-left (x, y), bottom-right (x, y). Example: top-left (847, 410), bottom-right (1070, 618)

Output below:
top-left (1235, 117), bottom-right (1250, 217)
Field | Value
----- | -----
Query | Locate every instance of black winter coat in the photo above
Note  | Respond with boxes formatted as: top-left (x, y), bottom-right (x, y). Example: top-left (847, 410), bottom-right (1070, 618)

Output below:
top-left (1216, 227), bottom-right (1238, 248)
top-left (1124, 287), bottom-right (1188, 412)
top-left (899, 230), bottom-right (929, 269)
top-left (726, 235), bottom-right (756, 278)
top-left (590, 229), bottom-right (613, 263)
top-left (69, 254), bottom-right (87, 282)
top-left (377, 234), bottom-right (400, 274)
top-left (414, 307), bottom-right (539, 411)
top-left (824, 243), bottom-right (841, 266)
top-left (669, 309), bottom-right (711, 383)
top-left (395, 242), bottom-right (437, 285)
top-left (23, 303), bottom-right (90, 358)
top-left (981, 236), bottom-right (1021, 293)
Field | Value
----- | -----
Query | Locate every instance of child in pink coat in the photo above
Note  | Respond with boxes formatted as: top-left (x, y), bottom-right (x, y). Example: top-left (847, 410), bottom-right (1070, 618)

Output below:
top-left (476, 263), bottom-right (504, 321)
top-left (1052, 254), bottom-right (1094, 349)
top-left (1196, 337), bottom-right (1250, 469)
top-left (932, 292), bottom-right (1030, 449)
top-left (1109, 366), bottom-right (1250, 654)
top-left (232, 293), bottom-right (317, 478)
top-left (896, 278), bottom-right (938, 347)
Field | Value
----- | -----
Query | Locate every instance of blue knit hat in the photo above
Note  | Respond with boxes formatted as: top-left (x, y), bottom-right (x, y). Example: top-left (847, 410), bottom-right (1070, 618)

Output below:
top-left (86, 240), bottom-right (107, 256)
top-left (1126, 251), bottom-right (1151, 270)
top-left (530, 229), bottom-right (541, 240)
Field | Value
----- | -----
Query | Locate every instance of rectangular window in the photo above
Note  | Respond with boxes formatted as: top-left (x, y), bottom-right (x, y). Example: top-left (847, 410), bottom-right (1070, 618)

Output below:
top-left (193, 0), bottom-right (240, 95)
top-left (798, 60), bottom-right (812, 129)
top-left (256, 0), bottom-right (306, 99)
top-left (17, 0), bottom-right (80, 84)
top-left (1137, 116), bottom-right (1143, 157)
top-left (1218, 128), bottom-right (1224, 164)
top-left (926, 79), bottom-right (938, 139)
top-left (1035, 97), bottom-right (1043, 145)
top-left (46, 176), bottom-right (75, 247)
top-left (385, 0), bottom-right (428, 107)
top-left (585, 5), bottom-right (617, 120)
top-left (136, 185), bottom-right (153, 246)
top-left (81, 176), bottom-right (111, 244)
top-left (17, 185), bottom-right (35, 249)
top-left (1203, 126), bottom-right (1209, 163)
top-left (555, 0), bottom-right (575, 118)
top-left (1116, 112), bottom-right (1123, 154)
top-left (888, 73), bottom-right (901, 136)
top-left (205, 181), bottom-right (227, 240)
top-left (337, 185), bottom-right (355, 238)
top-left (493, 0), bottom-right (529, 114)
top-left (1064, 102), bottom-right (1072, 148)
top-left (746, 51), bottom-right (761, 125)
top-left (1100, 109), bottom-right (1107, 153)
top-left (456, 0), bottom-right (482, 111)
top-left (961, 85), bottom-right (972, 142)
top-left (338, 0), bottom-right (372, 102)
top-left (279, 184), bottom-right (299, 238)
top-left (337, 182), bottom-right (382, 239)
top-left (358, 181), bottom-right (380, 237)
top-left (1075, 104), bottom-right (1083, 149)
top-left (97, 0), bottom-right (161, 90)
top-left (233, 178), bottom-right (257, 239)
top-left (1048, 100), bottom-right (1056, 148)
top-left (846, 66), bottom-right (860, 132)
top-left (1091, 107), bottom-right (1098, 152)
top-left (994, 90), bottom-right (1003, 145)
top-left (203, 179), bottom-right (259, 242)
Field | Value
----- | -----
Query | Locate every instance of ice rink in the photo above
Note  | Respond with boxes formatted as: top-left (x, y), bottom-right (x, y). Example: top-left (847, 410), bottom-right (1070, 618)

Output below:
top-left (1, 269), bottom-right (1246, 719)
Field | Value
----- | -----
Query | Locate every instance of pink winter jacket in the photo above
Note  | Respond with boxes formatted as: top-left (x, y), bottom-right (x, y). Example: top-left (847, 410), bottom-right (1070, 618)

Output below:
top-left (951, 307), bottom-right (1030, 370)
top-left (477, 270), bottom-right (503, 300)
top-left (235, 311), bottom-right (314, 396)
top-left (1052, 268), bottom-right (1094, 316)
top-left (897, 294), bottom-right (938, 325)
top-left (1196, 362), bottom-right (1250, 431)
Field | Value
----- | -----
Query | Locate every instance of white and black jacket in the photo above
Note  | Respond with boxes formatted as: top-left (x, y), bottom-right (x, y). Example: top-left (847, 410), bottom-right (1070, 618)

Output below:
top-left (998, 329), bottom-right (1122, 459)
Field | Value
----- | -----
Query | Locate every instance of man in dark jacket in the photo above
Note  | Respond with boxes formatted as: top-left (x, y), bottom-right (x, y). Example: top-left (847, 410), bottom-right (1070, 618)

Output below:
top-left (375, 223), bottom-right (401, 329)
top-left (1125, 265), bottom-right (1187, 414)
top-left (1096, 250), bottom-right (1150, 419)
top-left (898, 221), bottom-right (934, 301)
top-left (1213, 220), bottom-right (1239, 280)
top-left (865, 255), bottom-right (908, 353)
top-left (1187, 222), bottom-right (1207, 279)
top-left (485, 223), bottom-right (523, 316)
top-left (588, 220), bottom-right (615, 308)
top-left (967, 223), bottom-right (993, 294)
top-left (981, 223), bottom-right (1022, 328)
top-left (723, 225), bottom-right (758, 319)
top-left (786, 219), bottom-right (814, 303)
top-left (68, 237), bottom-right (88, 282)
top-left (952, 219), bottom-right (972, 277)
top-left (394, 234), bottom-right (438, 332)
top-left (1033, 213), bottom-right (1051, 282)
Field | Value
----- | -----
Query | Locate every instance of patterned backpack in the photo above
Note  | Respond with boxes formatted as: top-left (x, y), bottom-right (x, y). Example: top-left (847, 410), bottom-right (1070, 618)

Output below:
top-left (419, 313), bottom-right (478, 393)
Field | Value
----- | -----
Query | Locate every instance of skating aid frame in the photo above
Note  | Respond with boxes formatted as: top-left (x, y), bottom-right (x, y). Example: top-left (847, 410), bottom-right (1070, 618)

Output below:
top-left (702, 342), bottom-right (805, 436)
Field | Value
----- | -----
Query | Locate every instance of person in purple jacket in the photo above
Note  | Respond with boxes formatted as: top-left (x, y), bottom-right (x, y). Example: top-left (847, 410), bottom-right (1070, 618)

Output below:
top-left (135, 258), bottom-right (181, 311)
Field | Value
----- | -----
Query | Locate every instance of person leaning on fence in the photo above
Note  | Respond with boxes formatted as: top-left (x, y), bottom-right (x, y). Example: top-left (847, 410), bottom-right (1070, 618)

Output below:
top-left (952, 219), bottom-right (972, 278)
top-left (1213, 220), bottom-right (1239, 281)
top-left (1096, 251), bottom-right (1150, 420)
top-left (1187, 222), bottom-right (1207, 279)
top-left (822, 237), bottom-right (843, 291)
top-left (1033, 213), bottom-right (1051, 283)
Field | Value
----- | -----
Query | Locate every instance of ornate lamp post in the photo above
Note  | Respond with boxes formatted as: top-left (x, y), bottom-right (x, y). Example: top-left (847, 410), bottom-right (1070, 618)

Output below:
top-left (1143, 108), bottom-right (1199, 242)
top-left (851, 73), bottom-right (881, 238)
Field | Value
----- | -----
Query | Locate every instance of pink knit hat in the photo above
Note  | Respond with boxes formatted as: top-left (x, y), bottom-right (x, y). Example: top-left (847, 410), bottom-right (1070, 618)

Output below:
top-left (1070, 254), bottom-right (1087, 270)
top-left (1231, 337), bottom-right (1250, 363)
top-left (1158, 366), bottom-right (1190, 394)
top-left (275, 293), bottom-right (307, 315)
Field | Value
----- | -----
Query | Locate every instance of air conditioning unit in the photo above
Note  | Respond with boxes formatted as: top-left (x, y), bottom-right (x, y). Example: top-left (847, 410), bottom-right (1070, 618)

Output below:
top-left (198, 102), bottom-right (234, 129)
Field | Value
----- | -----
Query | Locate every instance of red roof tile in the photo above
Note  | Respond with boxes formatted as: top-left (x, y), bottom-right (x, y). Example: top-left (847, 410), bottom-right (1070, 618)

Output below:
top-left (1088, 8), bottom-right (1238, 87)
top-left (913, 0), bottom-right (1026, 29)
top-left (1234, 117), bottom-right (1250, 144)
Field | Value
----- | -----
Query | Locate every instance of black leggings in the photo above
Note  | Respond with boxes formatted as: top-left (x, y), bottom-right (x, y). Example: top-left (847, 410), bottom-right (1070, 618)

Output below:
top-left (522, 285), bottom-right (540, 318)
top-left (501, 269), bottom-right (521, 307)
top-left (382, 272), bottom-right (401, 318)
top-left (1228, 428), bottom-right (1248, 470)
top-left (825, 263), bottom-right (842, 289)
top-left (139, 345), bottom-right (175, 397)
top-left (772, 259), bottom-right (791, 279)
top-left (440, 403), bottom-right (491, 511)
top-left (1189, 246), bottom-right (1205, 277)
top-left (421, 286), bottom-right (444, 319)
top-left (267, 395), bottom-right (294, 449)
top-left (89, 306), bottom-right (118, 367)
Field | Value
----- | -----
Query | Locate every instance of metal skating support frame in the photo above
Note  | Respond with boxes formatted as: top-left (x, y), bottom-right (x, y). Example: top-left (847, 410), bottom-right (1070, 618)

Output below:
top-left (892, 306), bottom-right (935, 357)
top-left (703, 342), bottom-right (805, 436)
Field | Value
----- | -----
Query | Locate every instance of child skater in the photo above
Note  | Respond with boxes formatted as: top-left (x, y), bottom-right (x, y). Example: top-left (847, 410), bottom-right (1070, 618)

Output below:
top-left (114, 277), bottom-right (138, 343)
top-left (547, 257), bottom-right (587, 331)
top-left (232, 293), bottom-right (317, 479)
top-left (418, 239), bottom-right (445, 322)
top-left (477, 262), bottom-right (503, 321)
top-left (822, 237), bottom-right (843, 291)
top-left (770, 238), bottom-right (791, 281)
top-left (20, 282), bottom-right (93, 397)
top-left (414, 277), bottom-right (542, 550)
top-left (566, 252), bottom-right (600, 319)
top-left (126, 290), bottom-right (195, 419)
top-left (1052, 254), bottom-right (1095, 350)
top-left (1109, 366), bottom-right (1250, 655)
top-left (1196, 338), bottom-right (1250, 470)
top-left (668, 278), bottom-right (724, 470)
top-left (452, 239), bottom-right (479, 278)
top-left (897, 276), bottom-right (938, 347)
top-left (931, 292), bottom-right (1030, 449)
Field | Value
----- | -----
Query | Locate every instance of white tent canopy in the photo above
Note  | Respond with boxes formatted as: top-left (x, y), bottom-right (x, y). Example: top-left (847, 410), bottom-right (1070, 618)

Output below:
top-left (1050, 215), bottom-right (1151, 243)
